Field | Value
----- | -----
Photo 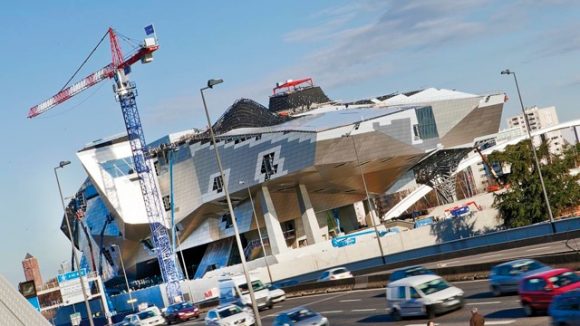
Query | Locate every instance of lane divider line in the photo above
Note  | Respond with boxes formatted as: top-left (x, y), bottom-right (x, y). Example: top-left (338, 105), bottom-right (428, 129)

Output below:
top-left (466, 301), bottom-right (502, 305)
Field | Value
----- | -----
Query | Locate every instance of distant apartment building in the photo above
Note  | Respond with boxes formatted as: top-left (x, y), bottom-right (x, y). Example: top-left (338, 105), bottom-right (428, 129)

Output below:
top-left (507, 106), bottom-right (564, 155)
top-left (22, 253), bottom-right (43, 289)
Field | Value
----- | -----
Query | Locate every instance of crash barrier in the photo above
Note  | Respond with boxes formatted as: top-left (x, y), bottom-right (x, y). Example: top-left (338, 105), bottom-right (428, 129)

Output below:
top-left (281, 251), bottom-right (580, 298)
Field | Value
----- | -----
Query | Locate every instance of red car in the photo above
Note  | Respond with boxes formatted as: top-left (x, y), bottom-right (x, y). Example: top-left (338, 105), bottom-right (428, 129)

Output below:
top-left (519, 268), bottom-right (580, 316)
top-left (163, 301), bottom-right (200, 324)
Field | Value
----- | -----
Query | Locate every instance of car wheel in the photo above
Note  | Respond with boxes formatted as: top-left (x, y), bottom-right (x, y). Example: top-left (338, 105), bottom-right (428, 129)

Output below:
top-left (426, 306), bottom-right (436, 319)
top-left (391, 309), bottom-right (402, 321)
top-left (491, 285), bottom-right (502, 297)
top-left (522, 302), bottom-right (535, 317)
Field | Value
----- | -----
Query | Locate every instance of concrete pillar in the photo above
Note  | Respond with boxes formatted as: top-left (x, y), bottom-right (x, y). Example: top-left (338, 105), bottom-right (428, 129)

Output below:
top-left (296, 184), bottom-right (323, 245)
top-left (366, 199), bottom-right (381, 227)
top-left (353, 201), bottom-right (367, 226)
top-left (258, 185), bottom-right (289, 255)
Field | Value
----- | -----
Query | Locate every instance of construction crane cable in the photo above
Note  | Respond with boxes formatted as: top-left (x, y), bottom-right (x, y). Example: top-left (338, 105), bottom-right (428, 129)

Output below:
top-left (60, 30), bottom-right (110, 91)
top-left (116, 31), bottom-right (141, 51)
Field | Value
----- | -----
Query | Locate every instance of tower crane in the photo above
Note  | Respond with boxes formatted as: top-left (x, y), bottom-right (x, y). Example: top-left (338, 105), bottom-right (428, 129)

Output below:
top-left (27, 26), bottom-right (184, 303)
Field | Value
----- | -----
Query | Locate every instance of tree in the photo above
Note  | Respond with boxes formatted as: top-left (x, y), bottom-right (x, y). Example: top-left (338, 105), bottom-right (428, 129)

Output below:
top-left (488, 139), bottom-right (580, 228)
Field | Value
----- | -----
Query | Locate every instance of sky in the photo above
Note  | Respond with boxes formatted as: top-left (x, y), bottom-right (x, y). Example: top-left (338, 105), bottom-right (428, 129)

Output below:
top-left (2, 0), bottom-right (580, 287)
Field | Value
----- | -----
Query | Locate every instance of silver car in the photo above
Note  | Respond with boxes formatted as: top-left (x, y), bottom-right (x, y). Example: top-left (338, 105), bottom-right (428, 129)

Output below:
top-left (489, 259), bottom-right (551, 296)
top-left (272, 307), bottom-right (328, 326)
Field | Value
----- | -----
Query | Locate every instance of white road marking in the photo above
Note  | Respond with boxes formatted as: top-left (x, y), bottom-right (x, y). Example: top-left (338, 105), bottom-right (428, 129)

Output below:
top-left (340, 299), bottom-right (362, 302)
top-left (320, 310), bottom-right (343, 314)
top-left (466, 301), bottom-right (502, 305)
top-left (351, 308), bottom-right (376, 312)
top-left (526, 246), bottom-right (551, 252)
top-left (485, 321), bottom-right (516, 325)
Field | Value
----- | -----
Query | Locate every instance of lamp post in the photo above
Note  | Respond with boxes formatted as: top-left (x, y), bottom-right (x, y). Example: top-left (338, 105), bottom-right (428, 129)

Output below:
top-left (342, 125), bottom-right (386, 265)
top-left (200, 79), bottom-right (262, 325)
top-left (54, 161), bottom-right (95, 326)
top-left (239, 181), bottom-right (273, 284)
top-left (111, 244), bottom-right (135, 312)
top-left (501, 69), bottom-right (556, 232)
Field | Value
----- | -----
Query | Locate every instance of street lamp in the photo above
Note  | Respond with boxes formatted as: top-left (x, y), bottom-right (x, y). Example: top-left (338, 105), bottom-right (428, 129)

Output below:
top-left (239, 180), bottom-right (273, 284)
top-left (54, 161), bottom-right (95, 326)
top-left (200, 79), bottom-right (262, 325)
top-left (111, 244), bottom-right (135, 312)
top-left (501, 69), bottom-right (556, 232)
top-left (342, 124), bottom-right (387, 265)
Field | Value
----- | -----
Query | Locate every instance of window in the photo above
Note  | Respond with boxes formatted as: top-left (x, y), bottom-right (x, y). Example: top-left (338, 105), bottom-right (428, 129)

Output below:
top-left (221, 214), bottom-right (233, 229)
top-left (549, 272), bottom-right (579, 289)
top-left (162, 195), bottom-right (171, 212)
top-left (153, 160), bottom-right (160, 176)
top-left (410, 287), bottom-right (421, 299)
top-left (397, 287), bottom-right (406, 299)
top-left (414, 107), bottom-right (439, 139)
top-left (332, 268), bottom-right (347, 275)
top-left (212, 176), bottom-right (224, 193)
top-left (509, 260), bottom-right (546, 275)
top-left (523, 278), bottom-right (546, 291)
top-left (207, 311), bottom-right (218, 319)
top-left (417, 278), bottom-right (450, 295)
top-left (261, 152), bottom-right (278, 180)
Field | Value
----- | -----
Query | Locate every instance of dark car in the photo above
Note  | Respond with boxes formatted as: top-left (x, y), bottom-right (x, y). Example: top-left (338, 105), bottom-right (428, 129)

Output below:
top-left (489, 258), bottom-right (551, 296)
top-left (388, 265), bottom-right (434, 283)
top-left (163, 301), bottom-right (199, 324)
top-left (520, 268), bottom-right (580, 316)
top-left (549, 289), bottom-right (580, 326)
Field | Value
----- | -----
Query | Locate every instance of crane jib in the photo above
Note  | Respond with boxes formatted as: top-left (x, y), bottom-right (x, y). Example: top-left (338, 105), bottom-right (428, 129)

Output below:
top-left (27, 65), bottom-right (115, 118)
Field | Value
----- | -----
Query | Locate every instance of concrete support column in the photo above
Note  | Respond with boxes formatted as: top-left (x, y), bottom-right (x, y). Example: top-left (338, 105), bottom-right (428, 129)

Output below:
top-left (366, 199), bottom-right (381, 227)
top-left (258, 185), bottom-right (289, 255)
top-left (353, 201), bottom-right (367, 226)
top-left (296, 184), bottom-right (323, 245)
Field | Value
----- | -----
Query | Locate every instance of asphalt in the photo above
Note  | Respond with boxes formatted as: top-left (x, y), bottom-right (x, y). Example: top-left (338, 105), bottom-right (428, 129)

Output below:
top-left (181, 279), bottom-right (552, 326)
top-left (177, 238), bottom-right (580, 325)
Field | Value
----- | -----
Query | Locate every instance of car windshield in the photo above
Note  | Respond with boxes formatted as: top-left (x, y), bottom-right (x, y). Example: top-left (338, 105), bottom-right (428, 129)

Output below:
top-left (137, 310), bottom-right (158, 319)
top-left (239, 280), bottom-right (265, 294)
top-left (288, 308), bottom-right (317, 321)
top-left (549, 272), bottom-right (579, 288)
top-left (171, 302), bottom-right (193, 310)
top-left (406, 266), bottom-right (431, 276)
top-left (332, 268), bottom-right (347, 274)
top-left (417, 278), bottom-right (451, 295)
top-left (510, 260), bottom-right (545, 274)
top-left (218, 306), bottom-right (242, 318)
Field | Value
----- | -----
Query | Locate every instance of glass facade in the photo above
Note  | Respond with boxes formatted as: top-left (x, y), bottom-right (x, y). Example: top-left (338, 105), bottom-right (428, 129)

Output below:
top-left (415, 106), bottom-right (439, 139)
top-left (100, 158), bottom-right (136, 178)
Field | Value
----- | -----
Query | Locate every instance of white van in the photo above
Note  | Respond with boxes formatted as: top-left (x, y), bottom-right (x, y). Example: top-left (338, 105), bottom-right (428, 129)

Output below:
top-left (218, 274), bottom-right (272, 310)
top-left (386, 274), bottom-right (464, 320)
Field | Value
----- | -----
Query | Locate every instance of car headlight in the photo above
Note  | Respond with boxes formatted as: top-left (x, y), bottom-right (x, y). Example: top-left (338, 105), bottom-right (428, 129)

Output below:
top-left (320, 317), bottom-right (328, 325)
top-left (424, 297), bottom-right (442, 305)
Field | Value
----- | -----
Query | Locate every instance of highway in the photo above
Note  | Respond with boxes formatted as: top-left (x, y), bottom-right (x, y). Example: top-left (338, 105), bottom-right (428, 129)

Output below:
top-left (178, 238), bottom-right (579, 325)
top-left (182, 279), bottom-right (551, 325)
